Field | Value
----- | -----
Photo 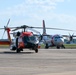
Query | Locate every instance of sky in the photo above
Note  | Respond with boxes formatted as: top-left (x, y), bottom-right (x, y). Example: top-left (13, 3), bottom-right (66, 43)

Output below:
top-left (0, 0), bottom-right (76, 39)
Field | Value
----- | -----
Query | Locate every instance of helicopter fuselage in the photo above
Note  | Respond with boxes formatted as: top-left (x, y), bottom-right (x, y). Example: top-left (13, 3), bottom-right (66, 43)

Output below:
top-left (10, 32), bottom-right (39, 53)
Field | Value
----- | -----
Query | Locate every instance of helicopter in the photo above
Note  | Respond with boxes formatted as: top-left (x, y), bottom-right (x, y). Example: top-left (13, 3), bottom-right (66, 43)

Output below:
top-left (10, 25), bottom-right (40, 53)
top-left (0, 20), bottom-right (40, 53)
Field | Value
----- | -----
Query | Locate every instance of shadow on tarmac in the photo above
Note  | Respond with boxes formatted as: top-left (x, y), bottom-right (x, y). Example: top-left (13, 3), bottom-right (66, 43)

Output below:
top-left (0, 51), bottom-right (34, 54)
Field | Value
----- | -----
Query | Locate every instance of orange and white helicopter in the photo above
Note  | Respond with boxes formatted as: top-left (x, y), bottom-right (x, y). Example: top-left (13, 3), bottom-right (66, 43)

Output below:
top-left (0, 20), bottom-right (40, 53)
top-left (10, 25), bottom-right (41, 53)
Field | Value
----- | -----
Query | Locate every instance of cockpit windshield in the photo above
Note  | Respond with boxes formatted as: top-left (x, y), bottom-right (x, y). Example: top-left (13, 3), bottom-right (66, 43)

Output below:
top-left (22, 36), bottom-right (29, 43)
top-left (29, 36), bottom-right (37, 41)
top-left (54, 35), bottom-right (63, 39)
top-left (22, 35), bottom-right (37, 43)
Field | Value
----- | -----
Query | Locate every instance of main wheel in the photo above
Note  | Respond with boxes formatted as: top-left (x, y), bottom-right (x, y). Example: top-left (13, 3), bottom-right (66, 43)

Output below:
top-left (35, 49), bottom-right (38, 53)
top-left (57, 46), bottom-right (60, 49)
top-left (34, 44), bottom-right (38, 53)
top-left (45, 43), bottom-right (49, 49)
top-left (61, 45), bottom-right (65, 49)
top-left (16, 48), bottom-right (20, 53)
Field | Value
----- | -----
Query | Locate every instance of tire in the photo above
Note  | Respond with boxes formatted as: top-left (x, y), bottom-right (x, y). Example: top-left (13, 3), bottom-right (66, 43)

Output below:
top-left (12, 46), bottom-right (16, 50)
top-left (16, 49), bottom-right (20, 53)
top-left (61, 45), bottom-right (65, 49)
top-left (35, 49), bottom-right (38, 53)
top-left (57, 46), bottom-right (60, 49)
top-left (45, 43), bottom-right (49, 49)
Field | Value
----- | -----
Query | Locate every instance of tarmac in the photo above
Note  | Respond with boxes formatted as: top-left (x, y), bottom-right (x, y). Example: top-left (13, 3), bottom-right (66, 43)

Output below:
top-left (0, 48), bottom-right (76, 75)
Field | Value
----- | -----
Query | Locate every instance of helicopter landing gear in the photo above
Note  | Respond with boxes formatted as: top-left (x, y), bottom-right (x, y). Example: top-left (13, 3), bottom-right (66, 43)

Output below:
top-left (16, 38), bottom-right (20, 53)
top-left (61, 45), bottom-right (65, 49)
top-left (45, 43), bottom-right (49, 49)
top-left (35, 49), bottom-right (38, 53)
top-left (16, 48), bottom-right (20, 53)
top-left (34, 44), bottom-right (38, 53)
top-left (56, 46), bottom-right (60, 49)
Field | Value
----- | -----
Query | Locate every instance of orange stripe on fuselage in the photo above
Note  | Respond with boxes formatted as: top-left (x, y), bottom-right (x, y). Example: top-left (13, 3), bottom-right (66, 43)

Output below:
top-left (0, 41), bottom-right (10, 45)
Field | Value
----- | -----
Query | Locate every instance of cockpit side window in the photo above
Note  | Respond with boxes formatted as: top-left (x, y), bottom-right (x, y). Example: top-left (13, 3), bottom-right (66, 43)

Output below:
top-left (29, 36), bottom-right (37, 41)
top-left (55, 36), bottom-right (63, 39)
top-left (22, 36), bottom-right (29, 43)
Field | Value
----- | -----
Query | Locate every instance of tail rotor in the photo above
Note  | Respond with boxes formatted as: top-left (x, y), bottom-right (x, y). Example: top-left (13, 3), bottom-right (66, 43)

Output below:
top-left (1, 19), bottom-right (10, 39)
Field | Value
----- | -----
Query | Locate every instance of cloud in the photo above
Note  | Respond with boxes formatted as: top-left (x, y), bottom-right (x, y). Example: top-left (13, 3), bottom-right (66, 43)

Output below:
top-left (25, 0), bottom-right (65, 11)
top-left (0, 0), bottom-right (75, 26)
top-left (0, 0), bottom-right (75, 38)
top-left (0, 0), bottom-right (66, 17)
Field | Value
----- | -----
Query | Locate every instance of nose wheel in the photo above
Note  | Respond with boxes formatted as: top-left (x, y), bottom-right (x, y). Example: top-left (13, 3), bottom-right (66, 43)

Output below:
top-left (57, 45), bottom-right (65, 49)
top-left (34, 45), bottom-right (38, 53)
top-left (61, 45), bottom-right (65, 49)
top-left (56, 46), bottom-right (60, 49)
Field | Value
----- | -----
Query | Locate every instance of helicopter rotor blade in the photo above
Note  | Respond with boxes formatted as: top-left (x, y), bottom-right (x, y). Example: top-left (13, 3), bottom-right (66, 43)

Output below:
top-left (32, 27), bottom-right (76, 32)
top-left (6, 19), bottom-right (10, 27)
top-left (12, 25), bottom-right (29, 31)
top-left (8, 24), bottom-right (76, 32)
top-left (27, 28), bottom-right (40, 35)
